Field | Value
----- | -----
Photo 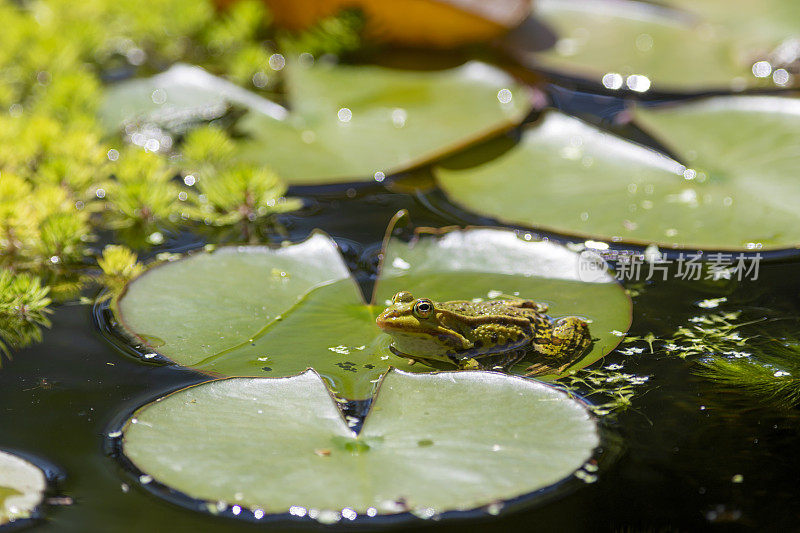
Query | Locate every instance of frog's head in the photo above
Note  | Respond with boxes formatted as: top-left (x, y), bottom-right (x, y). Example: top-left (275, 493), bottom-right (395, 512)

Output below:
top-left (376, 291), bottom-right (472, 359)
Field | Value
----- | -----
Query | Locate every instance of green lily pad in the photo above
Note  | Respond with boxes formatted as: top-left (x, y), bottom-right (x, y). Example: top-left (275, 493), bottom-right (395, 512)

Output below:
top-left (519, 0), bottom-right (798, 92)
top-left (435, 98), bottom-right (800, 250)
top-left (99, 63), bottom-right (289, 132)
top-left (121, 369), bottom-right (600, 521)
top-left (0, 450), bottom-right (46, 526)
top-left (101, 61), bottom-right (531, 184)
top-left (114, 220), bottom-right (631, 398)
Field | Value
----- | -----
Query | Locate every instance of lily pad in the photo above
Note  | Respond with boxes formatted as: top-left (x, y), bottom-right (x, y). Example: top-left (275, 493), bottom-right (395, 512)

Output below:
top-left (114, 219), bottom-right (631, 398)
top-left (99, 63), bottom-right (288, 132)
top-left (120, 369), bottom-right (600, 520)
top-left (515, 0), bottom-right (798, 93)
top-left (434, 98), bottom-right (800, 250)
top-left (0, 450), bottom-right (46, 526)
top-left (102, 61), bottom-right (531, 184)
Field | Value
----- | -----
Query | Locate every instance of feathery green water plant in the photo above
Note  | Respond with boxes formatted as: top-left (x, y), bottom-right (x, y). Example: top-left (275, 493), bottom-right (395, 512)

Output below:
top-left (190, 164), bottom-right (301, 227)
top-left (97, 244), bottom-right (144, 297)
top-left (201, 0), bottom-right (279, 89)
top-left (180, 125), bottom-right (301, 237)
top-left (181, 125), bottom-right (238, 173)
top-left (694, 353), bottom-right (800, 408)
top-left (280, 8), bottom-right (367, 59)
top-left (668, 311), bottom-right (800, 408)
top-left (0, 0), bottom-right (363, 356)
top-left (104, 147), bottom-right (190, 243)
top-left (0, 271), bottom-right (52, 359)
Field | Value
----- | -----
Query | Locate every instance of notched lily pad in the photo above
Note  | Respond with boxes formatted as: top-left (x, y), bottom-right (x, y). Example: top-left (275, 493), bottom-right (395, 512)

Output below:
top-left (113, 217), bottom-right (631, 398)
top-left (102, 61), bottom-right (532, 184)
top-left (119, 369), bottom-right (601, 522)
top-left (0, 450), bottom-right (47, 526)
top-left (513, 0), bottom-right (798, 93)
top-left (435, 97), bottom-right (800, 251)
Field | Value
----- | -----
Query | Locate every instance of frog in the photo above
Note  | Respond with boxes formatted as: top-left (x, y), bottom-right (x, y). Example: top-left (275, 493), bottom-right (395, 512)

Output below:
top-left (375, 291), bottom-right (593, 376)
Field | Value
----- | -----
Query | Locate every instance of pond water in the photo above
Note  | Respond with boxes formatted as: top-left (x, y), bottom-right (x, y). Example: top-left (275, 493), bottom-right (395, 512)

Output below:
top-left (2, 181), bottom-right (800, 531)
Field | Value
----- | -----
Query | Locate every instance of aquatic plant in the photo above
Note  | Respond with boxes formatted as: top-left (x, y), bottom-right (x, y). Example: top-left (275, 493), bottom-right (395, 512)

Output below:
top-left (0, 0), bottom-right (362, 351)
top-left (280, 7), bottom-right (366, 58)
top-left (97, 244), bottom-right (144, 297)
top-left (180, 126), bottom-right (301, 237)
top-left (559, 362), bottom-right (650, 416)
top-left (667, 311), bottom-right (800, 408)
top-left (0, 271), bottom-right (52, 359)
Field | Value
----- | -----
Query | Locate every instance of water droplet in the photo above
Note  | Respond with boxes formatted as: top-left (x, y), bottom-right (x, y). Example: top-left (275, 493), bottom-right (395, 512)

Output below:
top-left (497, 88), bottom-right (513, 104)
top-left (316, 510), bottom-right (341, 524)
top-left (151, 89), bottom-right (167, 105)
top-left (752, 60), bottom-right (772, 78)
top-left (392, 257), bottom-right (410, 270)
top-left (626, 74), bottom-right (651, 92)
top-left (602, 73), bottom-right (623, 90)
top-left (391, 108), bottom-right (407, 127)
top-left (297, 52), bottom-right (314, 67)
top-left (773, 68), bottom-right (791, 86)
top-left (486, 502), bottom-right (503, 515)
top-left (268, 54), bottom-right (285, 71)
top-left (635, 33), bottom-right (654, 52)
top-left (337, 107), bottom-right (352, 123)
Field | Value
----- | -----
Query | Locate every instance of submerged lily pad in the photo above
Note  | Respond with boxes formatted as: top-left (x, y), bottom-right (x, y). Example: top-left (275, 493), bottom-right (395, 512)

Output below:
top-left (114, 220), bottom-right (630, 398)
top-left (516, 0), bottom-right (798, 92)
top-left (102, 61), bottom-right (531, 184)
top-left (0, 450), bottom-right (46, 526)
top-left (435, 97), bottom-right (800, 250)
top-left (121, 369), bottom-right (600, 520)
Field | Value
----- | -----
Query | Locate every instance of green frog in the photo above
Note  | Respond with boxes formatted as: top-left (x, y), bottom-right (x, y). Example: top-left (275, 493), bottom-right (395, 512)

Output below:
top-left (375, 291), bottom-right (592, 375)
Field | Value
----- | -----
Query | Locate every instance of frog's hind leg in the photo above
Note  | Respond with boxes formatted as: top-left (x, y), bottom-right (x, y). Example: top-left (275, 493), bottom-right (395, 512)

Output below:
top-left (526, 317), bottom-right (592, 376)
top-left (488, 350), bottom-right (526, 372)
top-left (524, 359), bottom-right (574, 377)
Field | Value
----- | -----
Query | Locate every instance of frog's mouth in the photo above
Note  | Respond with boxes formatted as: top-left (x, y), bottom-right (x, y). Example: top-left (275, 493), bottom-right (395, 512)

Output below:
top-left (377, 317), bottom-right (470, 347)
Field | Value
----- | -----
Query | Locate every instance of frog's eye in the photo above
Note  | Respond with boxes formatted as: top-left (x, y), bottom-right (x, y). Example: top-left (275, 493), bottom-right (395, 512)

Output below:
top-left (413, 299), bottom-right (434, 319)
top-left (392, 291), bottom-right (414, 304)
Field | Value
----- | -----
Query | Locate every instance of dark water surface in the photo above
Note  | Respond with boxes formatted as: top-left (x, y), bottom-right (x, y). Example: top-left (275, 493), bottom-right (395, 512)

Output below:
top-left (3, 134), bottom-right (800, 532)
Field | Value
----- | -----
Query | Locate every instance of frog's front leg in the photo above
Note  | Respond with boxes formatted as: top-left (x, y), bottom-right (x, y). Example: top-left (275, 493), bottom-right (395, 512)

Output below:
top-left (526, 316), bottom-right (592, 376)
top-left (453, 356), bottom-right (483, 370)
